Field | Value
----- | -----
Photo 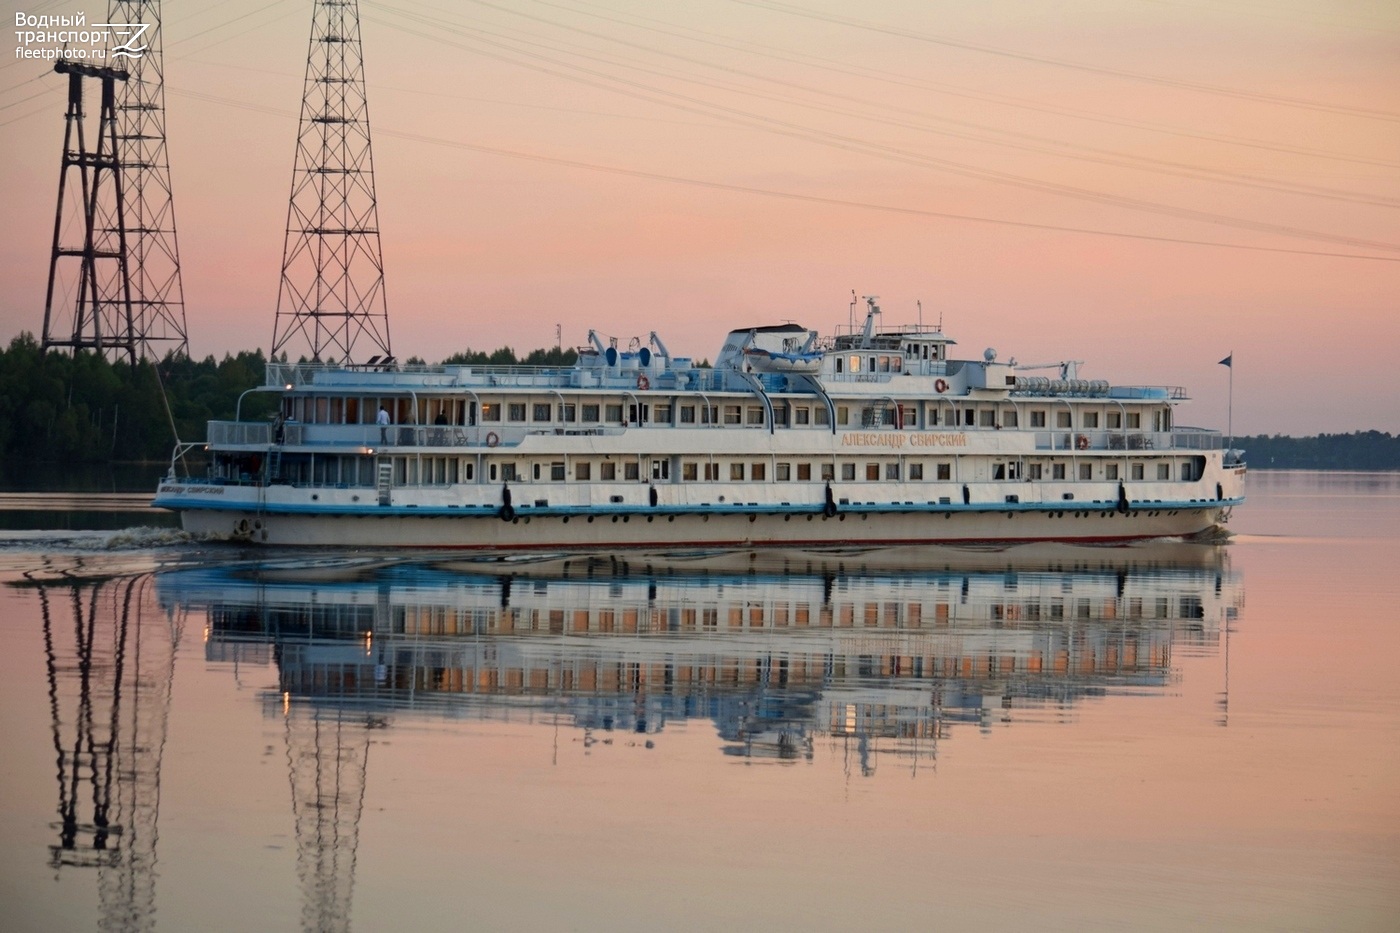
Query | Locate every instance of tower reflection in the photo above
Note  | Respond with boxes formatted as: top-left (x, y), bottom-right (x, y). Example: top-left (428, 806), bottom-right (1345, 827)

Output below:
top-left (36, 575), bottom-right (185, 932)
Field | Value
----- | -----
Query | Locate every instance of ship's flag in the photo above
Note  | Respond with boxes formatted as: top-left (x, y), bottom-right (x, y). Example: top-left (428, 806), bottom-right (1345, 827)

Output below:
top-left (1218, 354), bottom-right (1233, 368)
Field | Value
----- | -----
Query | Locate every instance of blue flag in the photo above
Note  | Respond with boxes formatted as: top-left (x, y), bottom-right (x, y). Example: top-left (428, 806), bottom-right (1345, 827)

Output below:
top-left (1218, 354), bottom-right (1233, 368)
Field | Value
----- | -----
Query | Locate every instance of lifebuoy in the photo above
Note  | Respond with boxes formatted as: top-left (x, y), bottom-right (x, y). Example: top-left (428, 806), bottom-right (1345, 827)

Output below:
top-left (500, 503), bottom-right (516, 522)
top-left (485, 431), bottom-right (500, 447)
top-left (934, 378), bottom-right (949, 393)
top-left (1076, 434), bottom-right (1089, 450)
top-left (636, 373), bottom-right (650, 390)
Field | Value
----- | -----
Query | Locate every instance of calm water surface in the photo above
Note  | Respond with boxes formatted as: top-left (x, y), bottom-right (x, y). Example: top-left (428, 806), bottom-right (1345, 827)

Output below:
top-left (0, 471), bottom-right (1395, 932)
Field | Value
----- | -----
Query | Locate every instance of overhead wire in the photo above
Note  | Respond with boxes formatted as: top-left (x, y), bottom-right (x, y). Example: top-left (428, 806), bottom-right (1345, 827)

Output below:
top-left (367, 4), bottom-right (1400, 253)
top-left (164, 83), bottom-right (1399, 264)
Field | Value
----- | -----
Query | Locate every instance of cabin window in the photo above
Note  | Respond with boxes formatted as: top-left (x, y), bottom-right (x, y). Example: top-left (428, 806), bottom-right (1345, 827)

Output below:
top-left (1157, 463), bottom-right (1170, 480)
top-left (533, 404), bottom-right (551, 422)
top-left (461, 461), bottom-right (474, 481)
top-left (961, 408), bottom-right (973, 427)
top-left (654, 404), bottom-right (672, 424)
top-left (724, 405), bottom-right (742, 425)
top-left (508, 403), bottom-right (526, 422)
top-left (815, 407), bottom-right (830, 425)
top-left (849, 356), bottom-right (861, 372)
top-left (772, 407), bottom-right (788, 426)
top-left (652, 460), bottom-right (669, 480)
top-left (885, 463), bottom-right (900, 480)
top-left (1056, 411), bottom-right (1072, 429)
top-left (600, 462), bottom-right (617, 481)
top-left (680, 405), bottom-right (696, 424)
top-left (702, 405), bottom-right (718, 424)
top-left (1002, 409), bottom-right (1018, 428)
top-left (576, 462), bottom-right (591, 481)
top-left (841, 463), bottom-right (856, 481)
top-left (551, 462), bottom-right (566, 481)
top-left (558, 404), bottom-right (577, 423)
top-left (835, 357), bottom-right (843, 374)
top-left (345, 398), bottom-right (360, 423)
top-left (979, 409), bottom-right (996, 428)
top-left (1083, 412), bottom-right (1099, 428)
top-left (993, 463), bottom-right (1006, 480)
top-left (751, 463), bottom-right (767, 481)
top-left (1079, 463), bottom-right (1092, 480)
top-left (1106, 464), bottom-right (1119, 480)
top-left (533, 463), bottom-right (542, 481)
top-left (837, 407), bottom-right (849, 426)
top-left (705, 463), bottom-right (720, 480)
top-left (927, 407), bottom-right (941, 426)
top-left (1052, 463), bottom-right (1066, 480)
top-left (1028, 463), bottom-right (1043, 480)
top-left (937, 463), bottom-right (951, 481)
top-left (1108, 411), bottom-right (1122, 429)
top-left (501, 463), bottom-right (517, 482)
top-left (878, 355), bottom-right (891, 372)
top-left (606, 404), bottom-right (623, 423)
top-left (909, 463), bottom-right (923, 480)
top-left (1131, 463), bottom-right (1145, 480)
top-left (1127, 412), bottom-right (1142, 429)
top-left (624, 461), bottom-right (640, 480)
top-left (489, 463), bottom-right (497, 482)
top-left (683, 462), bottom-right (698, 481)
top-left (746, 407), bottom-right (764, 425)
top-left (1030, 410), bottom-right (1046, 428)
top-left (891, 356), bottom-right (902, 372)
top-left (865, 463), bottom-right (879, 481)
top-left (583, 404), bottom-right (600, 422)
top-left (730, 463), bottom-right (745, 481)
top-left (1181, 462), bottom-right (1194, 481)
top-left (797, 463), bottom-right (812, 481)
top-left (776, 463), bottom-right (791, 481)
top-left (795, 408), bottom-right (810, 425)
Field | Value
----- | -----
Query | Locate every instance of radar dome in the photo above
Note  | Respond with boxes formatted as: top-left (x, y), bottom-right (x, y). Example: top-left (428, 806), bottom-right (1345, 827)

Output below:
top-left (984, 347), bottom-right (997, 362)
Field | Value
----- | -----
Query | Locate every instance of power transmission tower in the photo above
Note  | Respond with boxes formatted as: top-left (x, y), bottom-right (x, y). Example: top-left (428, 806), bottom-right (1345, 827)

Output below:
top-left (41, 61), bottom-right (137, 366)
top-left (271, 0), bottom-right (392, 365)
top-left (107, 0), bottom-right (191, 360)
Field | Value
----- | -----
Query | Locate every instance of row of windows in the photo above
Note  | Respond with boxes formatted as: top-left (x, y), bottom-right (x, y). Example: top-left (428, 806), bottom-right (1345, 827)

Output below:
top-left (284, 394), bottom-right (1161, 432)
top-left (268, 453), bottom-right (1194, 488)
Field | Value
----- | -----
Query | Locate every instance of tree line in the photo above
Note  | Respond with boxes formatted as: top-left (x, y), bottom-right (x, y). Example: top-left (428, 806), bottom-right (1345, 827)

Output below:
top-left (1, 332), bottom-right (1395, 469)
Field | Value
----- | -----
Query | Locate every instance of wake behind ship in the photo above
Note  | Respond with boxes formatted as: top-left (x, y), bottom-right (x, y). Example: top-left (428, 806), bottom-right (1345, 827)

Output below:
top-left (154, 296), bottom-right (1245, 548)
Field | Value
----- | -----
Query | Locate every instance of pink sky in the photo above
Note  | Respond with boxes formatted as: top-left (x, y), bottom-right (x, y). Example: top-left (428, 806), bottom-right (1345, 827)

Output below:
top-left (1, 0), bottom-right (1397, 435)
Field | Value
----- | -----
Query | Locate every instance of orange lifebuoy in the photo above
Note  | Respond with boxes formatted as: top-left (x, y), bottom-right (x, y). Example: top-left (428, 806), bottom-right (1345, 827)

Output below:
top-left (1076, 434), bottom-right (1089, 450)
top-left (637, 373), bottom-right (650, 390)
top-left (934, 378), bottom-right (949, 393)
top-left (486, 431), bottom-right (500, 448)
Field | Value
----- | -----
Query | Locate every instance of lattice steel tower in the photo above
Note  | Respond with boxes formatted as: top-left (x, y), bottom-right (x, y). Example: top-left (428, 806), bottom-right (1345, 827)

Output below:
top-left (271, 0), bottom-right (392, 365)
top-left (41, 61), bottom-right (137, 365)
top-left (107, 0), bottom-right (190, 360)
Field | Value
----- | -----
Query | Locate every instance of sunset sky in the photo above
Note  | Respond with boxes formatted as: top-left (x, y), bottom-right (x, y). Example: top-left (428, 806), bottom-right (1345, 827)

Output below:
top-left (1, 0), bottom-right (1396, 435)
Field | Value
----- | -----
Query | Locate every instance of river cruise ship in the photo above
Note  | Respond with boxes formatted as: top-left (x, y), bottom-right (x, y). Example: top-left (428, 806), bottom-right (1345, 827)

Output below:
top-left (155, 297), bottom-right (1245, 548)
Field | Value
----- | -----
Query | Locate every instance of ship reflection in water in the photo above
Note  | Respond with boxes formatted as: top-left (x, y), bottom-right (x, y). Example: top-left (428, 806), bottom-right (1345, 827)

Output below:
top-left (162, 543), bottom-right (1243, 771)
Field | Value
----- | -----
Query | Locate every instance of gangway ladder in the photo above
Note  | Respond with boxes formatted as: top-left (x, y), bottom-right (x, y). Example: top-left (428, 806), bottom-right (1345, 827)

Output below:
top-left (266, 448), bottom-right (282, 482)
top-left (377, 460), bottom-right (392, 506)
